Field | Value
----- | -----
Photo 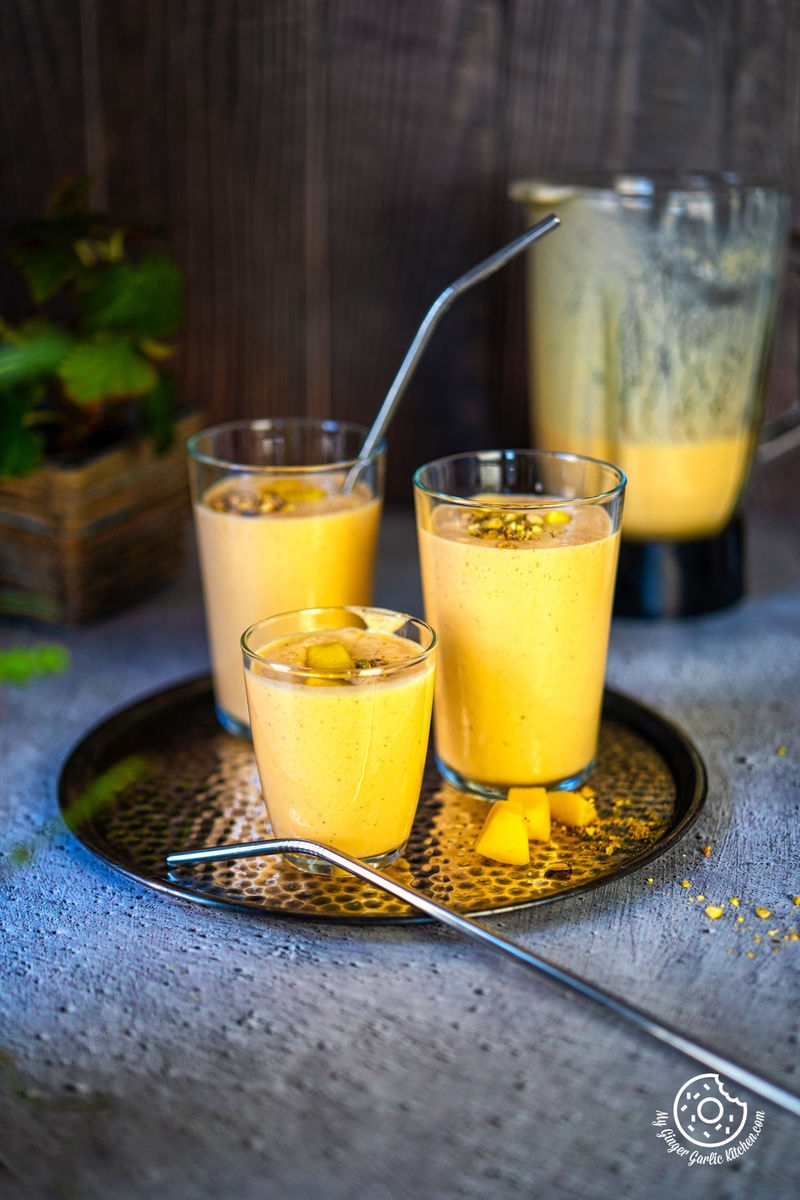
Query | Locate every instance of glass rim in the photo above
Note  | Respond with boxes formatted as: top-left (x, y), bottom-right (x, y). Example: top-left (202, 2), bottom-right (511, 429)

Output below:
top-left (509, 169), bottom-right (791, 203)
top-left (187, 417), bottom-right (386, 474)
top-left (412, 448), bottom-right (626, 508)
top-left (241, 605), bottom-right (437, 679)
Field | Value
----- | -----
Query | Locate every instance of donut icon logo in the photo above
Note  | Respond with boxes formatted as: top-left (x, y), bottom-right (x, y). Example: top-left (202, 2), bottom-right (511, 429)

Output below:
top-left (672, 1074), bottom-right (748, 1148)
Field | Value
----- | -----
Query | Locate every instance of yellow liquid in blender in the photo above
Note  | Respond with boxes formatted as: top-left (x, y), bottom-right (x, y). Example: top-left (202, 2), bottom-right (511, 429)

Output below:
top-left (536, 425), bottom-right (752, 539)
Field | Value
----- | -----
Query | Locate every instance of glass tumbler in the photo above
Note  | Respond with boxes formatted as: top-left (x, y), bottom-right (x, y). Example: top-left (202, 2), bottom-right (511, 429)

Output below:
top-left (188, 418), bottom-right (385, 736)
top-left (414, 449), bottom-right (625, 798)
top-left (242, 605), bottom-right (436, 874)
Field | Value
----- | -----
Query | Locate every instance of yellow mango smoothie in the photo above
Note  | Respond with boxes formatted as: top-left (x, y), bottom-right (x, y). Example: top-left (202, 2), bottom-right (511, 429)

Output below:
top-left (194, 474), bottom-right (381, 732)
top-left (416, 484), bottom-right (621, 795)
top-left (243, 612), bottom-right (436, 872)
top-left (536, 425), bottom-right (753, 539)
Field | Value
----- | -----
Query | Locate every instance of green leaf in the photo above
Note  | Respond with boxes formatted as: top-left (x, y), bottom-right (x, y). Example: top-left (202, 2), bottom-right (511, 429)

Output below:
top-left (142, 374), bottom-right (175, 454)
top-left (18, 246), bottom-right (81, 303)
top-left (81, 255), bottom-right (184, 338)
top-left (0, 389), bottom-right (43, 476)
top-left (0, 324), bottom-right (73, 390)
top-left (6, 216), bottom-right (91, 302)
top-left (58, 338), bottom-right (158, 404)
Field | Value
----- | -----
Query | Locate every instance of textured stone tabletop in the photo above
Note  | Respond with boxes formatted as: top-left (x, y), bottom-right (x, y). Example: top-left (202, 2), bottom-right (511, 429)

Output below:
top-left (2, 494), bottom-right (799, 1200)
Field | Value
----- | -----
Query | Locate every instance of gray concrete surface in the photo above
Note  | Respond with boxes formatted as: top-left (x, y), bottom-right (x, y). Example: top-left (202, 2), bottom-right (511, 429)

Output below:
top-left (2, 493), bottom-right (799, 1200)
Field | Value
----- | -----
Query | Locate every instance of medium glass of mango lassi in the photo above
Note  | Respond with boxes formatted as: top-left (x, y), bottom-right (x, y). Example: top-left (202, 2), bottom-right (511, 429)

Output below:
top-left (242, 606), bottom-right (436, 875)
top-left (414, 450), bottom-right (625, 799)
top-left (188, 419), bottom-right (385, 737)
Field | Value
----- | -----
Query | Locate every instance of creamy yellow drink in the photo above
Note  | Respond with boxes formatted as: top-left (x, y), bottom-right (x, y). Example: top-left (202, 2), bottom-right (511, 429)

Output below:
top-left (243, 613), bottom-right (436, 871)
top-left (536, 426), bottom-right (753, 539)
top-left (417, 497), bottom-right (620, 793)
top-left (195, 475), bottom-right (381, 732)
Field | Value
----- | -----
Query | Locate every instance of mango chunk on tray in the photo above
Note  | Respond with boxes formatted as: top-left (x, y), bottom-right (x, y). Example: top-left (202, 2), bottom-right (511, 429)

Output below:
top-left (475, 787), bottom-right (598, 866)
top-left (507, 786), bottom-right (551, 842)
top-left (475, 801), bottom-right (531, 866)
top-left (546, 789), bottom-right (597, 829)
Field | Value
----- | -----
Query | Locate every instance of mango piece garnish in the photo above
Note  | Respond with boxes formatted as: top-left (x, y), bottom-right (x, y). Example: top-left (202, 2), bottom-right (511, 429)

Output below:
top-left (475, 801), bottom-right (530, 866)
top-left (305, 640), bottom-right (355, 671)
top-left (547, 789), bottom-right (597, 828)
top-left (267, 480), bottom-right (327, 504)
top-left (544, 509), bottom-right (570, 526)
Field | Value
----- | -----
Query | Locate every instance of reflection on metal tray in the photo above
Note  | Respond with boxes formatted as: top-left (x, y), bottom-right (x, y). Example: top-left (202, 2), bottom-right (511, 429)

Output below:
top-left (59, 676), bottom-right (707, 924)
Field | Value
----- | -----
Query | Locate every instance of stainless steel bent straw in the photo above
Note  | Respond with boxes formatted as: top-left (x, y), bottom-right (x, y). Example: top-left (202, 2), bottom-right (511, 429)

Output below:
top-left (166, 837), bottom-right (800, 1119)
top-left (349, 212), bottom-right (560, 478)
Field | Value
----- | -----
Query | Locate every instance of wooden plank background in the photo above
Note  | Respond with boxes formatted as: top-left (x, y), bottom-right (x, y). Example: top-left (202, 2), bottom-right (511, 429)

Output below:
top-left (0, 0), bottom-right (798, 501)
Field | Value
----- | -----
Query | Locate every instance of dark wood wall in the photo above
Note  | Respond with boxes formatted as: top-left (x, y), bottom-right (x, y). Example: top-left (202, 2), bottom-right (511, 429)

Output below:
top-left (1, 0), bottom-right (798, 501)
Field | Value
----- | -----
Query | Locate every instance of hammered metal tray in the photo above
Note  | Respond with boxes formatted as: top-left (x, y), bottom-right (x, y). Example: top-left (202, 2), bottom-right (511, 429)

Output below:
top-left (59, 676), bottom-right (706, 923)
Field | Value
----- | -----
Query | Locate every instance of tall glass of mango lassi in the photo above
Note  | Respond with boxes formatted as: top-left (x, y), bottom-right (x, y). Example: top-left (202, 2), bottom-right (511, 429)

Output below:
top-left (242, 606), bottom-right (436, 874)
top-left (414, 450), bottom-right (625, 799)
top-left (188, 419), bottom-right (385, 737)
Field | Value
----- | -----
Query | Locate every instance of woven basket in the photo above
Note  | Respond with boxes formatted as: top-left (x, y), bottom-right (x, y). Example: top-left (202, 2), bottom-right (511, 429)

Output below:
top-left (0, 412), bottom-right (203, 625)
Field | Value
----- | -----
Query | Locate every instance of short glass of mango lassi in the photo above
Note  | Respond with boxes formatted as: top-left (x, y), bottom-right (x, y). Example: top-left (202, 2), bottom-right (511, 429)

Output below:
top-left (188, 419), bottom-right (385, 737)
top-left (414, 449), bottom-right (625, 799)
top-left (241, 605), bottom-right (436, 875)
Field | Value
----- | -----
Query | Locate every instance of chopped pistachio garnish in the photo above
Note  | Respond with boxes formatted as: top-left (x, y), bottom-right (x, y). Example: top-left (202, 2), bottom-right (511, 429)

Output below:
top-left (210, 480), bottom-right (328, 515)
top-left (466, 507), bottom-right (570, 542)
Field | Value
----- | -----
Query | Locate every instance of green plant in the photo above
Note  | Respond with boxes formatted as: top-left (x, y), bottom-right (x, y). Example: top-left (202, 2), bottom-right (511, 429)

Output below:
top-left (0, 177), bottom-right (184, 477)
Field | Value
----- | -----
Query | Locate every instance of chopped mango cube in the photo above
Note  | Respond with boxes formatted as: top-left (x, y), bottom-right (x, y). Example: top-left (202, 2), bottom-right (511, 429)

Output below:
top-left (475, 801), bottom-right (530, 866)
top-left (507, 786), bottom-right (551, 842)
top-left (268, 480), bottom-right (327, 503)
top-left (305, 640), bottom-right (355, 671)
top-left (547, 789), bottom-right (597, 828)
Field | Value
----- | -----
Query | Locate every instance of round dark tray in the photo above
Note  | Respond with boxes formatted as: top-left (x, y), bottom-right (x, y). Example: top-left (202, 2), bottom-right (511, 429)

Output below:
top-left (59, 676), bottom-right (707, 923)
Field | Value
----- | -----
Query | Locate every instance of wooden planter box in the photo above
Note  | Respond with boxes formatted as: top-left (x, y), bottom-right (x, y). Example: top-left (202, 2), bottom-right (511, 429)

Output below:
top-left (0, 413), bottom-right (203, 625)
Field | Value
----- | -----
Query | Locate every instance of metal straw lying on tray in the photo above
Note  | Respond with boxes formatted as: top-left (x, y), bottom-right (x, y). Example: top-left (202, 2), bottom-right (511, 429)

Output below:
top-left (166, 836), bottom-right (800, 1120)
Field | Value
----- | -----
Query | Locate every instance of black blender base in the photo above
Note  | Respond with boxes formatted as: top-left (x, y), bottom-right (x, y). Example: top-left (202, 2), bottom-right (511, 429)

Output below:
top-left (614, 517), bottom-right (744, 618)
